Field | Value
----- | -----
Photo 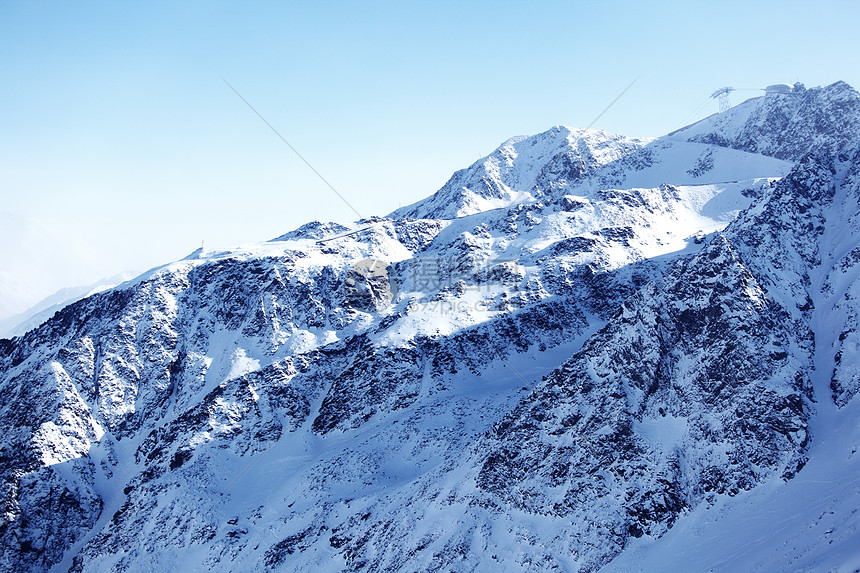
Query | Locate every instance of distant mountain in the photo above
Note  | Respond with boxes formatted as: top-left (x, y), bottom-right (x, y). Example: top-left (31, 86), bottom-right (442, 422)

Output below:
top-left (0, 273), bottom-right (137, 340)
top-left (1, 82), bottom-right (859, 573)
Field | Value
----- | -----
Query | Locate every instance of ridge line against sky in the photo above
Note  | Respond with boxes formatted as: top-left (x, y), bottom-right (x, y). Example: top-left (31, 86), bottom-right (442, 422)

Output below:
top-left (1, 0), bottom-right (859, 321)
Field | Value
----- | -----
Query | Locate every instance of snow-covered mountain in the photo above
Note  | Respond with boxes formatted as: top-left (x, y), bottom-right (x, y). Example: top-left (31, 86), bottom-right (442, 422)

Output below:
top-left (2, 81), bottom-right (859, 572)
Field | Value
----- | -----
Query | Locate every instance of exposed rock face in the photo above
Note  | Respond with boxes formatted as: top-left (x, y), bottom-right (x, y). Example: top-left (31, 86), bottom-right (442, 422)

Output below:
top-left (1, 82), bottom-right (860, 572)
top-left (472, 235), bottom-right (812, 570)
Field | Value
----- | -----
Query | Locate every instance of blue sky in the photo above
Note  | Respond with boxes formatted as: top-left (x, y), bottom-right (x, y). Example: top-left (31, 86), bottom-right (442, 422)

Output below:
top-left (1, 0), bottom-right (859, 319)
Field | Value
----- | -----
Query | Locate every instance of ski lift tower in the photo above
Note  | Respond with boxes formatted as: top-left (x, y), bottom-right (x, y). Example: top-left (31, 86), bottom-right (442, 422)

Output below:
top-left (711, 87), bottom-right (735, 113)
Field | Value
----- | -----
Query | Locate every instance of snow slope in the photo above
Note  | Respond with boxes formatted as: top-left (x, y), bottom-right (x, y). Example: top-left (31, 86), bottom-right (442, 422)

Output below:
top-left (603, 399), bottom-right (860, 572)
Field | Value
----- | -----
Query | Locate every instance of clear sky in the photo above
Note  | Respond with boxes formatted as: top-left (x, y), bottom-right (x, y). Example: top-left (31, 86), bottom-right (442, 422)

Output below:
top-left (1, 0), bottom-right (859, 320)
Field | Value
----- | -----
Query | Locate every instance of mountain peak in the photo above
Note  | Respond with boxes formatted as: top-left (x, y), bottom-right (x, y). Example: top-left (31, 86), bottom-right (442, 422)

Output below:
top-left (389, 125), bottom-right (650, 220)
